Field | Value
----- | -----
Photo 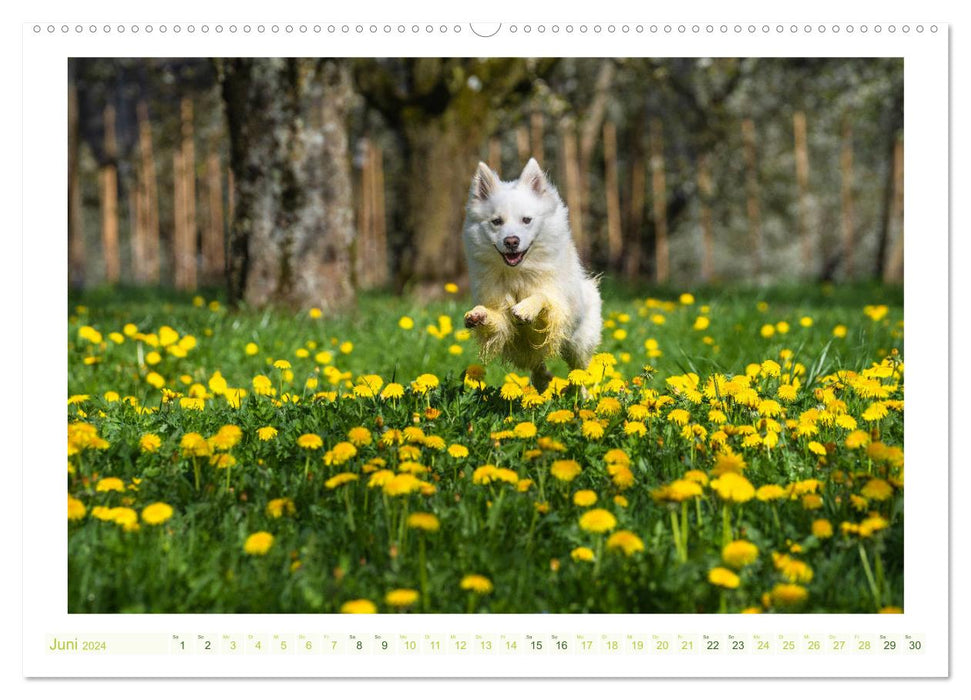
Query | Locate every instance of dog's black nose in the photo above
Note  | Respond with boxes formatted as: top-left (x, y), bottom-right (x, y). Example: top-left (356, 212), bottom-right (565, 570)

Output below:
top-left (503, 236), bottom-right (520, 251)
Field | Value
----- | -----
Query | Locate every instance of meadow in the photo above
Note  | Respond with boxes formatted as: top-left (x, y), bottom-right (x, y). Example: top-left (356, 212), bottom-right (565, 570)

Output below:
top-left (67, 282), bottom-right (904, 614)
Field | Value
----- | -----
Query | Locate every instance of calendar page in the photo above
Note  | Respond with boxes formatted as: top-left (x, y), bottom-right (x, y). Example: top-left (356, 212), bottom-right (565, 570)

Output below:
top-left (21, 2), bottom-right (950, 682)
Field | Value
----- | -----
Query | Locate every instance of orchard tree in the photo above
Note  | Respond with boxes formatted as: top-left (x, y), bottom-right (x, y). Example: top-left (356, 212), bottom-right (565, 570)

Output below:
top-left (218, 58), bottom-right (356, 311)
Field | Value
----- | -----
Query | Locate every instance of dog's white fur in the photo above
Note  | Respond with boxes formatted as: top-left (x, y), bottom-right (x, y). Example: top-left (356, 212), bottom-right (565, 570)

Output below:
top-left (462, 158), bottom-right (602, 392)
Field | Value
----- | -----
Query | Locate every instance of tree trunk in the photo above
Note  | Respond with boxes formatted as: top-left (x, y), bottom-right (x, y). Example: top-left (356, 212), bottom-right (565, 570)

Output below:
top-left (624, 114), bottom-right (646, 282)
top-left (397, 111), bottom-right (489, 287)
top-left (602, 121), bottom-right (622, 269)
top-left (883, 137), bottom-right (904, 284)
top-left (793, 111), bottom-right (814, 277)
top-left (741, 118), bottom-right (763, 278)
top-left (219, 58), bottom-right (356, 311)
top-left (100, 104), bottom-right (120, 284)
top-left (650, 118), bottom-right (669, 284)
top-left (840, 115), bottom-right (855, 280)
top-left (68, 84), bottom-right (85, 288)
top-left (135, 101), bottom-right (160, 284)
top-left (697, 154), bottom-right (714, 283)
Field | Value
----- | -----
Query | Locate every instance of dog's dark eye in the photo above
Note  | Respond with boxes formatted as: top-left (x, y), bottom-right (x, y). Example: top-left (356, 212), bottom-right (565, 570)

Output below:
top-left (522, 217), bottom-right (532, 225)
top-left (490, 217), bottom-right (504, 227)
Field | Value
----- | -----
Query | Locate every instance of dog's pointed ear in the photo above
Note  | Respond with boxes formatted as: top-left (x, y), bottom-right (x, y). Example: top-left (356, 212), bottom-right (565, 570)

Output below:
top-left (472, 162), bottom-right (500, 200)
top-left (518, 157), bottom-right (547, 195)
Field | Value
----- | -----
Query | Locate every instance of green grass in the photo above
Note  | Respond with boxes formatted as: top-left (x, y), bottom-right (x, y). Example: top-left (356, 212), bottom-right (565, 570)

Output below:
top-left (67, 283), bottom-right (904, 613)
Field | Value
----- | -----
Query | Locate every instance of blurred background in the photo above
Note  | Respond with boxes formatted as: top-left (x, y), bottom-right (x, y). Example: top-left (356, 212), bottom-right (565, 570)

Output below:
top-left (68, 57), bottom-right (904, 310)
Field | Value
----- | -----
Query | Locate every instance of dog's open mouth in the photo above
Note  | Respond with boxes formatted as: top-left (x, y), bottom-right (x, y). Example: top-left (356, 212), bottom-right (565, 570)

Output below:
top-left (500, 249), bottom-right (528, 266)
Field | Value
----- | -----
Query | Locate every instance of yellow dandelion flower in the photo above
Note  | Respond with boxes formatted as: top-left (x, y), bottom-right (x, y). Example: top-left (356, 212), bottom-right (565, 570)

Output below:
top-left (651, 479), bottom-right (703, 503)
top-left (412, 373), bottom-right (440, 393)
top-left (709, 567), bottom-right (741, 589)
top-left (252, 374), bottom-right (274, 395)
top-left (808, 441), bottom-right (827, 457)
top-left (603, 449), bottom-right (630, 468)
top-left (611, 466), bottom-right (636, 490)
top-left (789, 478), bottom-right (823, 496)
top-left (581, 421), bottom-right (605, 440)
top-left (460, 574), bottom-right (494, 594)
top-left (801, 493), bottom-right (824, 510)
top-left (141, 502), bottom-right (174, 525)
top-left (500, 382), bottom-right (523, 401)
top-left (273, 359), bottom-right (292, 370)
top-left (96, 477), bottom-right (125, 493)
top-left (833, 325), bottom-right (848, 339)
top-left (845, 430), bottom-right (871, 449)
top-left (771, 583), bottom-right (809, 606)
top-left (777, 383), bottom-right (798, 401)
top-left (773, 553), bottom-right (814, 583)
top-left (758, 399), bottom-right (783, 417)
top-left (595, 397), bottom-right (622, 417)
top-left (323, 473), bottom-right (357, 490)
top-left (209, 454), bottom-right (237, 470)
top-left (667, 408), bottom-right (691, 426)
top-left (862, 402), bottom-right (889, 423)
top-left (68, 495), bottom-right (86, 521)
top-left (108, 507), bottom-right (140, 531)
top-left (385, 589), bottom-right (419, 608)
top-left (571, 546), bottom-right (595, 562)
top-left (547, 409), bottom-right (575, 424)
top-left (859, 515), bottom-right (890, 537)
top-left (78, 325), bottom-right (103, 344)
top-left (573, 490), bottom-right (597, 507)
top-left (578, 508), bottom-right (617, 534)
top-left (399, 316), bottom-right (415, 330)
top-left (567, 369), bottom-right (591, 386)
top-left (325, 441), bottom-right (358, 465)
top-left (861, 478), bottom-right (893, 501)
top-left (606, 530), bottom-right (644, 556)
top-left (722, 540), bottom-right (759, 569)
top-left (257, 426), bottom-right (278, 441)
top-left (341, 599), bottom-right (377, 614)
top-left (380, 382), bottom-right (405, 400)
top-left (139, 433), bottom-right (162, 453)
top-left (494, 468), bottom-right (519, 484)
top-left (674, 471), bottom-right (704, 488)
top-left (550, 460), bottom-right (582, 482)
top-left (244, 531), bottom-right (274, 555)
top-left (266, 498), bottom-right (296, 518)
top-left (407, 512), bottom-right (440, 532)
top-left (710, 473), bottom-right (755, 503)
top-left (812, 519), bottom-right (833, 538)
top-left (383, 473), bottom-right (423, 496)
top-left (347, 426), bottom-right (372, 446)
top-left (447, 444), bottom-right (469, 459)
top-left (508, 422), bottom-right (536, 440)
top-left (297, 433), bottom-right (323, 450)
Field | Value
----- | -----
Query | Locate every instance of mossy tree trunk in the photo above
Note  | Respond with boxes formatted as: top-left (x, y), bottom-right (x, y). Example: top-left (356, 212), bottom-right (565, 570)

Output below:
top-left (399, 110), bottom-right (489, 285)
top-left (219, 58), bottom-right (355, 311)
top-left (355, 58), bottom-right (555, 290)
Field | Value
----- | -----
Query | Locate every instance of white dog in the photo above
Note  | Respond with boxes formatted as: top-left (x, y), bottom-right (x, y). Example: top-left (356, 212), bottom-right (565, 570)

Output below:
top-left (462, 158), bottom-right (602, 392)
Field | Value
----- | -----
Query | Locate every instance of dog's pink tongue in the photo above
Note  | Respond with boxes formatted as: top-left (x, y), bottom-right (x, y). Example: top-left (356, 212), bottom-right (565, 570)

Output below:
top-left (504, 252), bottom-right (523, 266)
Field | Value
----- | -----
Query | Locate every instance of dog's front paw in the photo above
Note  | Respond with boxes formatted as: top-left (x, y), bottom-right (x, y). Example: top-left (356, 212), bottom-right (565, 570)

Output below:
top-left (511, 298), bottom-right (541, 325)
top-left (464, 306), bottom-right (490, 329)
